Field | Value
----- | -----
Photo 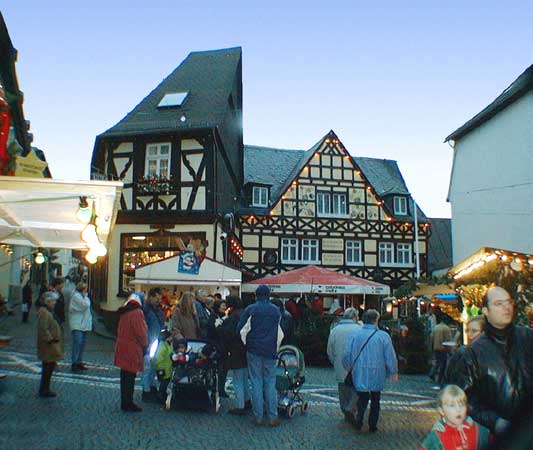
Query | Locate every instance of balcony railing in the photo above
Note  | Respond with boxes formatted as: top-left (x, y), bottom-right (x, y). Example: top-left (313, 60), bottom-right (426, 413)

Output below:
top-left (136, 176), bottom-right (179, 195)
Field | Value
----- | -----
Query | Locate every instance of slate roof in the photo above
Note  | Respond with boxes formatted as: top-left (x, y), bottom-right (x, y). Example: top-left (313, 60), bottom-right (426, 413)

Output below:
top-left (98, 47), bottom-right (242, 138)
top-left (427, 218), bottom-right (452, 272)
top-left (243, 135), bottom-right (427, 221)
top-left (445, 64), bottom-right (533, 142)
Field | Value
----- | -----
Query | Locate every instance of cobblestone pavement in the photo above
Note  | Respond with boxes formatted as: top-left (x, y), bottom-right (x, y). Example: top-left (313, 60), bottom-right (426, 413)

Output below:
top-left (0, 313), bottom-right (438, 449)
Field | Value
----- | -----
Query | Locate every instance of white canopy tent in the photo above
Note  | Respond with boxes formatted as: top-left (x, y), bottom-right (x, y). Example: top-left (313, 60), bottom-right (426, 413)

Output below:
top-left (132, 256), bottom-right (242, 289)
top-left (0, 176), bottom-right (123, 249)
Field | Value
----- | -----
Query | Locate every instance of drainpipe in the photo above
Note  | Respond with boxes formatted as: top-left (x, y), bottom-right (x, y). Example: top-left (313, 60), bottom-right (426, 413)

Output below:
top-left (413, 197), bottom-right (420, 279)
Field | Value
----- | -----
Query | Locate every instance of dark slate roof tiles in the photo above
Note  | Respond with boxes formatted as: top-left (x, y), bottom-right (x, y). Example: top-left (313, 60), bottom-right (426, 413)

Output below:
top-left (99, 47), bottom-right (242, 137)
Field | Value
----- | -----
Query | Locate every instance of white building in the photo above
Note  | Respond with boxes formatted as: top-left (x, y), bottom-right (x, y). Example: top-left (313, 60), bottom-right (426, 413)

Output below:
top-left (445, 65), bottom-right (533, 264)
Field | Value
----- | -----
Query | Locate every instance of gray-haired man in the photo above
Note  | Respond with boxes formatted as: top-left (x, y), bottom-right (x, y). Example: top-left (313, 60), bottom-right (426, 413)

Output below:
top-left (327, 307), bottom-right (362, 424)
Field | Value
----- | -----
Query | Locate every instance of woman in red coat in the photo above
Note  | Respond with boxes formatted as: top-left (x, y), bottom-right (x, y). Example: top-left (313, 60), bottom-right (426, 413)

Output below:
top-left (114, 293), bottom-right (148, 412)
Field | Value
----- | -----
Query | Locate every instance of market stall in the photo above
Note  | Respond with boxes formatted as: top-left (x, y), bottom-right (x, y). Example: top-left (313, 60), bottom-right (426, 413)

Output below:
top-left (242, 265), bottom-right (389, 311)
top-left (131, 255), bottom-right (242, 303)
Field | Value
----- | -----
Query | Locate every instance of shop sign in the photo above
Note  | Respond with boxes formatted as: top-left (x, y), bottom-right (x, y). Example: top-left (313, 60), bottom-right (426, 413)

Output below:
top-left (322, 252), bottom-right (343, 265)
top-left (322, 238), bottom-right (344, 252)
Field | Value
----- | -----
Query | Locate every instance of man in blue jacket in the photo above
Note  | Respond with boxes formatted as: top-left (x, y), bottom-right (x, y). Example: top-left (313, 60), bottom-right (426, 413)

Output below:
top-left (238, 285), bottom-right (282, 427)
top-left (342, 309), bottom-right (398, 433)
top-left (142, 288), bottom-right (164, 402)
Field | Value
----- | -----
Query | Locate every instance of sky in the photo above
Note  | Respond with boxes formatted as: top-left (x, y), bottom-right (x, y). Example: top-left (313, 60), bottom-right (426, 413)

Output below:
top-left (2, 1), bottom-right (533, 218)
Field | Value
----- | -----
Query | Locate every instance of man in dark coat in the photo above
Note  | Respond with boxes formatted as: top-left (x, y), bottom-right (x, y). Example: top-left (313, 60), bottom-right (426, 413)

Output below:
top-left (22, 281), bottom-right (32, 323)
top-left (446, 286), bottom-right (533, 436)
top-left (51, 278), bottom-right (66, 325)
top-left (271, 298), bottom-right (296, 346)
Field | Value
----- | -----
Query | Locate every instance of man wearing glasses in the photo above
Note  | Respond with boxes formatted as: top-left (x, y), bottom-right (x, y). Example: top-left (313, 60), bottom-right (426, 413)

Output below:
top-left (447, 286), bottom-right (533, 437)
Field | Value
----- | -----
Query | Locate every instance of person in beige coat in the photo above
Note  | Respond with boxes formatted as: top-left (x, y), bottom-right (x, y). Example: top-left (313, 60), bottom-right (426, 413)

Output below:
top-left (170, 292), bottom-right (199, 340)
top-left (37, 291), bottom-right (64, 397)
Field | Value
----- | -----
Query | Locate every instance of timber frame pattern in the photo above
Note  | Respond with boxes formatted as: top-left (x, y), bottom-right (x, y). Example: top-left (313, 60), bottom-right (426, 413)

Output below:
top-left (238, 131), bottom-right (429, 288)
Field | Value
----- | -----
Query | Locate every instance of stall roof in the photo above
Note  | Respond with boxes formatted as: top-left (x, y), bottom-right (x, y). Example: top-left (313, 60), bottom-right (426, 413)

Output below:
top-left (242, 265), bottom-right (390, 295)
top-left (132, 256), bottom-right (242, 286)
top-left (0, 176), bottom-right (122, 249)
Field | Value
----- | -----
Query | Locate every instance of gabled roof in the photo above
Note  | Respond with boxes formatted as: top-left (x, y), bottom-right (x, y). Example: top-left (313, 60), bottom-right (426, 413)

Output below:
top-left (98, 47), bottom-right (242, 138)
top-left (427, 218), bottom-right (452, 272)
top-left (243, 132), bottom-right (427, 221)
top-left (445, 64), bottom-right (533, 142)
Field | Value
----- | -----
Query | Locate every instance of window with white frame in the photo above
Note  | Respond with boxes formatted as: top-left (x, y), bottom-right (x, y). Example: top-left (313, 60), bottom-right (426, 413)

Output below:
top-left (317, 191), bottom-right (347, 216)
top-left (281, 238), bottom-right (298, 262)
top-left (252, 186), bottom-right (269, 207)
top-left (397, 243), bottom-right (412, 265)
top-left (393, 196), bottom-right (408, 215)
top-left (346, 240), bottom-right (363, 265)
top-left (301, 239), bottom-right (319, 262)
top-left (379, 242), bottom-right (394, 265)
top-left (145, 143), bottom-right (171, 178)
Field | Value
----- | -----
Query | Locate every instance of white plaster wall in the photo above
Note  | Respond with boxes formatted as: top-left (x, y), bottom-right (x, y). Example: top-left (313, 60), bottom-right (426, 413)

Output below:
top-left (449, 91), bottom-right (533, 263)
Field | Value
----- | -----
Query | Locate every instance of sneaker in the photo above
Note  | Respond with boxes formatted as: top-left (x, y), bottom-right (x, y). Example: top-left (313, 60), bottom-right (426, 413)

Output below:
top-left (268, 418), bottom-right (282, 427)
top-left (77, 363), bottom-right (89, 371)
top-left (244, 400), bottom-right (252, 410)
top-left (228, 408), bottom-right (247, 416)
top-left (38, 391), bottom-right (57, 398)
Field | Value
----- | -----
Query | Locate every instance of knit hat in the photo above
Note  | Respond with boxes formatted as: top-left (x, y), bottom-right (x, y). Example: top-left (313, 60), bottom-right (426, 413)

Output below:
top-left (125, 293), bottom-right (142, 307)
top-left (255, 284), bottom-right (271, 300)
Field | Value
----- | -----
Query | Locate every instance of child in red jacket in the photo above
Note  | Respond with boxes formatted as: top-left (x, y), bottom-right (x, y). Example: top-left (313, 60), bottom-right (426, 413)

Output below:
top-left (421, 385), bottom-right (491, 450)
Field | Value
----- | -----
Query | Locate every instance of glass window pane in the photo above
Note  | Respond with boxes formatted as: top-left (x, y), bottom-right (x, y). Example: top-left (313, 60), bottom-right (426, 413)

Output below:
top-left (160, 145), bottom-right (170, 155)
top-left (159, 159), bottom-right (169, 177)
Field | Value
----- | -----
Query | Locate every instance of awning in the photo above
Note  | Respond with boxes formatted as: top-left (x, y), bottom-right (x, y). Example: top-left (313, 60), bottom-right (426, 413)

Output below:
top-left (0, 176), bottom-right (122, 249)
top-left (242, 265), bottom-right (390, 295)
top-left (411, 283), bottom-right (456, 297)
top-left (132, 256), bottom-right (242, 287)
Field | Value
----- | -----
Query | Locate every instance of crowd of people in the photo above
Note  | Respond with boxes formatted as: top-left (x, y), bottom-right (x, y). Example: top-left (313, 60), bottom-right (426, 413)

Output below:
top-left (29, 278), bottom-right (532, 446)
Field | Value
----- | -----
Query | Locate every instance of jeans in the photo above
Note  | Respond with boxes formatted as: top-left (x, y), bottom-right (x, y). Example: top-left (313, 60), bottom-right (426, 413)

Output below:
top-left (247, 352), bottom-right (278, 422)
top-left (232, 367), bottom-right (251, 409)
top-left (434, 350), bottom-right (448, 385)
top-left (71, 330), bottom-right (87, 365)
top-left (356, 391), bottom-right (381, 429)
top-left (142, 354), bottom-right (157, 392)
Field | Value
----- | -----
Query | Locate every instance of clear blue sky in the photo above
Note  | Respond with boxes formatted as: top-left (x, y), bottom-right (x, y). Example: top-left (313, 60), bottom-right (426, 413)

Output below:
top-left (3, 1), bottom-right (532, 218)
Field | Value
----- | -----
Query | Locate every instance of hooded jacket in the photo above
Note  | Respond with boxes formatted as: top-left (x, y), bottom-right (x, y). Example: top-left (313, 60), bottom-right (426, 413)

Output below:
top-left (237, 298), bottom-right (282, 358)
top-left (420, 416), bottom-right (491, 450)
top-left (114, 301), bottom-right (148, 373)
top-left (446, 321), bottom-right (533, 432)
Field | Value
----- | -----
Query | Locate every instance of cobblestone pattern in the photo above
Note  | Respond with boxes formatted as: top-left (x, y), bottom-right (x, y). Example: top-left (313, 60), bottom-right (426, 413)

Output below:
top-left (0, 313), bottom-right (439, 449)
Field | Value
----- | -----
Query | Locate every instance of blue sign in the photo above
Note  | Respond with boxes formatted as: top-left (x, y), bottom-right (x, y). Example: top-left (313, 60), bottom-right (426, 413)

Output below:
top-left (177, 250), bottom-right (200, 275)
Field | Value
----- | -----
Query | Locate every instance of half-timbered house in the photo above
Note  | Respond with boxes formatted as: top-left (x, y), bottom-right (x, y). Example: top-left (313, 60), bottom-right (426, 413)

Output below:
top-left (90, 47), bottom-right (244, 310)
top-left (239, 130), bottom-right (430, 289)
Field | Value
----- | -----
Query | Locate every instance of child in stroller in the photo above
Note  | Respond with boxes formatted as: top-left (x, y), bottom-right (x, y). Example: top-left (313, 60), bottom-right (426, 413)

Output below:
top-left (164, 339), bottom-right (220, 413)
top-left (276, 345), bottom-right (309, 418)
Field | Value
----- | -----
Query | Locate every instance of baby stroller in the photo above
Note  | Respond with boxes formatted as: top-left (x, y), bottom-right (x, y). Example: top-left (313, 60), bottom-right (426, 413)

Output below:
top-left (276, 345), bottom-right (308, 418)
top-left (165, 340), bottom-right (220, 413)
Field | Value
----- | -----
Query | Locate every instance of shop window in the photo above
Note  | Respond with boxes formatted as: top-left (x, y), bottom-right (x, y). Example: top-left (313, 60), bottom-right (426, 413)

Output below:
top-left (120, 232), bottom-right (206, 294)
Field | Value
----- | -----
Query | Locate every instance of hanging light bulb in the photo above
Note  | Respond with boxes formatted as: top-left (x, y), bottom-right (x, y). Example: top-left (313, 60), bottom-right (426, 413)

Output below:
top-left (76, 197), bottom-right (92, 223)
top-left (34, 252), bottom-right (45, 264)
top-left (93, 241), bottom-right (107, 257)
top-left (85, 250), bottom-right (98, 264)
top-left (81, 223), bottom-right (99, 245)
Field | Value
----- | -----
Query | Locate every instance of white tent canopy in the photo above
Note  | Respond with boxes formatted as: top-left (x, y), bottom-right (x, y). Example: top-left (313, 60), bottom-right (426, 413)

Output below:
top-left (132, 256), bottom-right (242, 287)
top-left (0, 176), bottom-right (123, 249)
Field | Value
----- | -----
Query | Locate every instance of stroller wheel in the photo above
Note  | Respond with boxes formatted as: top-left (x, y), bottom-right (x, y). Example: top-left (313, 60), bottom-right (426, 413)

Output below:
top-left (287, 404), bottom-right (296, 419)
top-left (301, 401), bottom-right (309, 414)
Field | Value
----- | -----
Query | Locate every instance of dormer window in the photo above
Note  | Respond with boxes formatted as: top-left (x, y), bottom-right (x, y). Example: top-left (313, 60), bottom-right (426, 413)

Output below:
top-left (252, 186), bottom-right (269, 207)
top-left (393, 196), bottom-right (408, 215)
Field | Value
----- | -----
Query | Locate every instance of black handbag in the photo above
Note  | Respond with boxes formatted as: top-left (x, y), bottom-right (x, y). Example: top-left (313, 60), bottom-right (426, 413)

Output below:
top-left (344, 329), bottom-right (378, 387)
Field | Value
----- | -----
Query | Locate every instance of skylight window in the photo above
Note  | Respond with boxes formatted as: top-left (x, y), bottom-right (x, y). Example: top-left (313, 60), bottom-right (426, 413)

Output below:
top-left (158, 92), bottom-right (188, 108)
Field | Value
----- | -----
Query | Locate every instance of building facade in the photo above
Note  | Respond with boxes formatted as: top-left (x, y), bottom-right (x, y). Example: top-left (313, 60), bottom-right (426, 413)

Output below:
top-left (446, 65), bottom-right (533, 264)
top-left (239, 131), bottom-right (429, 289)
top-left (90, 47), bottom-right (430, 309)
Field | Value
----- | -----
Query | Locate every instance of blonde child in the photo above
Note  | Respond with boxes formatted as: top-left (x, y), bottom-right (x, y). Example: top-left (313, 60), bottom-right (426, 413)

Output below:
top-left (421, 385), bottom-right (491, 450)
top-left (154, 330), bottom-right (174, 403)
